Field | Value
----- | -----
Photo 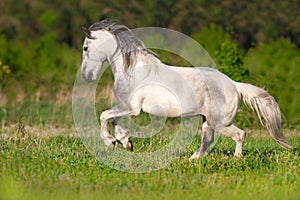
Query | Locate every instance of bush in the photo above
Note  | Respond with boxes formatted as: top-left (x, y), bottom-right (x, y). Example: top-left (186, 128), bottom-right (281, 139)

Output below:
top-left (0, 60), bottom-right (11, 90)
top-left (194, 24), bottom-right (230, 58)
top-left (215, 40), bottom-right (250, 82)
top-left (0, 32), bottom-right (80, 101)
top-left (244, 38), bottom-right (300, 126)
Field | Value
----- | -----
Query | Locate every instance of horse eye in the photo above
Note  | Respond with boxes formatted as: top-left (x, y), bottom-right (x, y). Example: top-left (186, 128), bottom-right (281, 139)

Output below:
top-left (83, 46), bottom-right (88, 51)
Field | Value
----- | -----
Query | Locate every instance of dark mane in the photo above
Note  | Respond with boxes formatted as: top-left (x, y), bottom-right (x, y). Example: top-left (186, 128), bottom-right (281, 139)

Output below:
top-left (88, 19), bottom-right (155, 71)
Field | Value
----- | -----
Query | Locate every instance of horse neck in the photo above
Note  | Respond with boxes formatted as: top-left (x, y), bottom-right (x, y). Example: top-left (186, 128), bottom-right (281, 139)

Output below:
top-left (107, 49), bottom-right (126, 81)
top-left (135, 52), bottom-right (161, 67)
top-left (108, 49), bottom-right (161, 81)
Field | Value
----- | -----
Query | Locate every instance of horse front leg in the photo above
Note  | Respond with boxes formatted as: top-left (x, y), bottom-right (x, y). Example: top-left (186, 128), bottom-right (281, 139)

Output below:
top-left (100, 104), bottom-right (137, 150)
top-left (111, 118), bottom-right (133, 151)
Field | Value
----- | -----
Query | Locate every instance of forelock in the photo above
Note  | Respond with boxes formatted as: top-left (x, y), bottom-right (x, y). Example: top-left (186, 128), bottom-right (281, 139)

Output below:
top-left (88, 19), bottom-right (116, 31)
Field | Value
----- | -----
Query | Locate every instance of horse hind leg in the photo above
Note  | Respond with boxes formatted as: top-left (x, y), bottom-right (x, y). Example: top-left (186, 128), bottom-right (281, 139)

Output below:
top-left (219, 125), bottom-right (246, 157)
top-left (189, 121), bottom-right (214, 160)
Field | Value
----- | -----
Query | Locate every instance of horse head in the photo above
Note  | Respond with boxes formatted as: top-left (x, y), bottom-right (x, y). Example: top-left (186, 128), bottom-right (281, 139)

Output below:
top-left (81, 23), bottom-right (118, 82)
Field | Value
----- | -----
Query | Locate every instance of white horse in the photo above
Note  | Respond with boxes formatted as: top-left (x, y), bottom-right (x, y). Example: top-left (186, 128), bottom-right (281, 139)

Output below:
top-left (80, 19), bottom-right (292, 159)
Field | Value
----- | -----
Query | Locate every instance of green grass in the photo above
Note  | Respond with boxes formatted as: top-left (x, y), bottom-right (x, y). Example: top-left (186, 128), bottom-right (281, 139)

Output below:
top-left (0, 100), bottom-right (73, 126)
top-left (1, 126), bottom-right (299, 200)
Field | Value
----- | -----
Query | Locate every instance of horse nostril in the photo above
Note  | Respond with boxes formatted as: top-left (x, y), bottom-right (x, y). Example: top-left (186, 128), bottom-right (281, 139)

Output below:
top-left (81, 71), bottom-right (94, 82)
top-left (83, 46), bottom-right (88, 51)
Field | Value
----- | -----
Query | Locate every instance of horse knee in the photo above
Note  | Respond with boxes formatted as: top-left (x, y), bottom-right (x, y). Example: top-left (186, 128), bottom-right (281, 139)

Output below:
top-left (100, 110), bottom-right (110, 122)
top-left (221, 126), bottom-right (245, 157)
top-left (238, 130), bottom-right (246, 143)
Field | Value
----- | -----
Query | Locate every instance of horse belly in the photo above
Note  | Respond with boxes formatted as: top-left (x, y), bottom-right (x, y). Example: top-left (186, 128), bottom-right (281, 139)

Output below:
top-left (130, 85), bottom-right (192, 117)
top-left (142, 95), bottom-right (182, 117)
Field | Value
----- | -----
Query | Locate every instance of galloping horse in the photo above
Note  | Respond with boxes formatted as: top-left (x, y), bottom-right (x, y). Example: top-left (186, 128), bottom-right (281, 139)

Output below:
top-left (80, 19), bottom-right (291, 159)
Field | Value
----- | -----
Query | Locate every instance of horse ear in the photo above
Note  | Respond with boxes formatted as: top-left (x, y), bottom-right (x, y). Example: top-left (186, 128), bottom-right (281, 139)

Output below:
top-left (82, 26), bottom-right (90, 35)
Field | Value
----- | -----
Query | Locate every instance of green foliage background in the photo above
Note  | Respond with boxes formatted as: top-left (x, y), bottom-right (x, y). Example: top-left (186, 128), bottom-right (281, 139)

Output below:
top-left (0, 0), bottom-right (299, 128)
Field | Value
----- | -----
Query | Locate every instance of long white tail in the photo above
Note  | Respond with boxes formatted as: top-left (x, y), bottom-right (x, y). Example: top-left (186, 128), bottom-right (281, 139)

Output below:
top-left (234, 82), bottom-right (292, 150)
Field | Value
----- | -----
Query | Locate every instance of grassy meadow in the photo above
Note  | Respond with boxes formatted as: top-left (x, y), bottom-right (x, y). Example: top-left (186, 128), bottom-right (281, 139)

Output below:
top-left (0, 122), bottom-right (299, 200)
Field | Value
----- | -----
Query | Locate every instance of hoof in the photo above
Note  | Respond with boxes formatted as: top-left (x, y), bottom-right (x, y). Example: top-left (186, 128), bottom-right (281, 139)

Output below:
top-left (189, 153), bottom-right (200, 161)
top-left (108, 142), bottom-right (115, 150)
top-left (189, 156), bottom-right (198, 161)
top-left (189, 150), bottom-right (206, 160)
top-left (234, 153), bottom-right (242, 158)
top-left (126, 140), bottom-right (133, 152)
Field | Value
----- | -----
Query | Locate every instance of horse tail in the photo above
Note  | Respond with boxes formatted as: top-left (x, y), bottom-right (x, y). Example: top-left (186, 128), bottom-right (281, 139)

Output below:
top-left (234, 82), bottom-right (292, 150)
